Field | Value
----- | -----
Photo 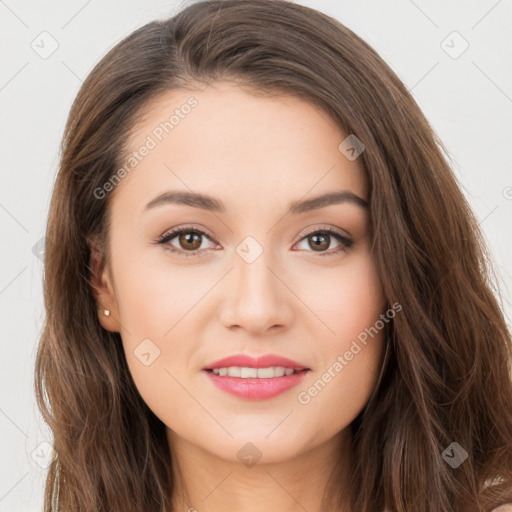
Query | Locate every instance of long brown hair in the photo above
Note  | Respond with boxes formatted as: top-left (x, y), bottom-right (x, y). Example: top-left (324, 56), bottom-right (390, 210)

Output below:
top-left (34, 1), bottom-right (512, 510)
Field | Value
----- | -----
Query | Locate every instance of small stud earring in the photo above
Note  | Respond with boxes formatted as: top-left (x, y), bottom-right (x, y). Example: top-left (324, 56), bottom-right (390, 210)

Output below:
top-left (104, 309), bottom-right (111, 317)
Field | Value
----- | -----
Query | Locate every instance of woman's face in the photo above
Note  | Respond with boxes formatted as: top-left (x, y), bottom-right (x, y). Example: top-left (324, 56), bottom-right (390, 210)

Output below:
top-left (93, 81), bottom-right (388, 464)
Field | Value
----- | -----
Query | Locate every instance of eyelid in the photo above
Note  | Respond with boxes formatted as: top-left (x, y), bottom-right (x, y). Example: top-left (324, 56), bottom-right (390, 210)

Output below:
top-left (155, 223), bottom-right (354, 256)
top-left (156, 224), bottom-right (350, 244)
top-left (157, 223), bottom-right (217, 242)
top-left (299, 223), bottom-right (352, 240)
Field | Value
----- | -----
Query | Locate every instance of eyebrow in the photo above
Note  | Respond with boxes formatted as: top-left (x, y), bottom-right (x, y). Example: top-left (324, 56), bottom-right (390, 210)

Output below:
top-left (144, 189), bottom-right (368, 215)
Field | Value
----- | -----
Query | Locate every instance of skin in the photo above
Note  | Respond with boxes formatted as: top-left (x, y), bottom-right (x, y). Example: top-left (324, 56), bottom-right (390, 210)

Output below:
top-left (91, 81), bottom-right (388, 512)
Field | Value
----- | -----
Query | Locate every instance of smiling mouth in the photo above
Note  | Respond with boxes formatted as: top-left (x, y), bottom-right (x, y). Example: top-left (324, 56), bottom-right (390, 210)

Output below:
top-left (205, 366), bottom-right (309, 378)
top-left (203, 364), bottom-right (311, 400)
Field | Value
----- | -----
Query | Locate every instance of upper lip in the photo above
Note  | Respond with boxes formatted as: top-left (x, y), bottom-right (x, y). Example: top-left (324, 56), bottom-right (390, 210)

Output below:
top-left (203, 354), bottom-right (309, 371)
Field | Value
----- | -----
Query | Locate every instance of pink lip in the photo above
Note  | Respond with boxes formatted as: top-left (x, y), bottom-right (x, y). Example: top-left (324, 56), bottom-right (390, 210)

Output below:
top-left (205, 370), bottom-right (309, 400)
top-left (203, 353), bottom-right (309, 371)
top-left (202, 353), bottom-right (310, 400)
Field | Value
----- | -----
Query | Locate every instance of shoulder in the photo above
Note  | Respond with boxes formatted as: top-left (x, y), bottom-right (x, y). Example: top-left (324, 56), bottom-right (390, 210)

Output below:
top-left (383, 504), bottom-right (512, 512)
top-left (484, 476), bottom-right (512, 512)
top-left (492, 505), bottom-right (512, 512)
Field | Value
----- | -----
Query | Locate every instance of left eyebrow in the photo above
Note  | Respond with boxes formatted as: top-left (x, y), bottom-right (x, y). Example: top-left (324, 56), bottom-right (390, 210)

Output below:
top-left (143, 190), bottom-right (368, 215)
top-left (288, 190), bottom-right (368, 214)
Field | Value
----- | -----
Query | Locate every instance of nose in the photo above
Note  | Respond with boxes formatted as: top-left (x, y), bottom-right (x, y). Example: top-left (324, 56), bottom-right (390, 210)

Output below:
top-left (219, 249), bottom-right (294, 334)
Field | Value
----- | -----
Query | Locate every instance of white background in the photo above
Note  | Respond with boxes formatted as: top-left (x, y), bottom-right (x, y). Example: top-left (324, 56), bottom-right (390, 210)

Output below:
top-left (1, 0), bottom-right (511, 509)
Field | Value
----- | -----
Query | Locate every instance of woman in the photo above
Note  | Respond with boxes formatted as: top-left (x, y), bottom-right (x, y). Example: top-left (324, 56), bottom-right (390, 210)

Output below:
top-left (34, 1), bottom-right (512, 511)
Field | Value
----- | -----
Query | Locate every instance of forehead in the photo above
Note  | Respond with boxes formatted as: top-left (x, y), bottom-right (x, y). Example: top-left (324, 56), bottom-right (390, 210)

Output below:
top-left (112, 81), bottom-right (368, 216)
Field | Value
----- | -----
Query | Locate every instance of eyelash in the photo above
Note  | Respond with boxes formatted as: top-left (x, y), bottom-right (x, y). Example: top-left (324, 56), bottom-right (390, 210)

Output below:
top-left (155, 224), bottom-right (354, 258)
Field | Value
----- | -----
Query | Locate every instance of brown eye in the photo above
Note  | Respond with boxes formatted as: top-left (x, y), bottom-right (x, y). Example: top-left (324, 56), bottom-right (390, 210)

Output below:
top-left (308, 233), bottom-right (330, 251)
top-left (177, 231), bottom-right (203, 251)
top-left (156, 227), bottom-right (215, 257)
top-left (295, 228), bottom-right (354, 257)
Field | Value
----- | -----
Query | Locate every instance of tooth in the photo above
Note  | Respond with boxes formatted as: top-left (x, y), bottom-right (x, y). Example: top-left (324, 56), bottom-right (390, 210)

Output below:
top-left (274, 366), bottom-right (285, 377)
top-left (240, 367), bottom-right (258, 378)
top-left (211, 366), bottom-right (298, 378)
top-left (227, 366), bottom-right (241, 377)
top-left (257, 367), bottom-right (275, 378)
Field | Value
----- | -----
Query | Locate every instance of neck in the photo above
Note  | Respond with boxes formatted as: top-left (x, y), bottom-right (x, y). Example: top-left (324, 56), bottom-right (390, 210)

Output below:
top-left (167, 426), bottom-right (354, 512)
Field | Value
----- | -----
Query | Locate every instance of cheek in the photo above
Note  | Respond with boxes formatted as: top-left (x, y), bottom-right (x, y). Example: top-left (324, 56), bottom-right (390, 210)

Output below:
top-left (111, 240), bottom-right (205, 337)
top-left (300, 250), bottom-right (386, 339)
top-left (333, 257), bottom-right (386, 339)
top-left (295, 253), bottom-right (386, 434)
top-left (109, 241), bottom-right (221, 420)
top-left (297, 331), bottom-right (385, 445)
top-left (328, 253), bottom-right (386, 381)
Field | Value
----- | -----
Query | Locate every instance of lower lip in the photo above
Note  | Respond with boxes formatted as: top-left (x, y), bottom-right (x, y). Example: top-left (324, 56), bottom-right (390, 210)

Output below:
top-left (204, 370), bottom-right (309, 400)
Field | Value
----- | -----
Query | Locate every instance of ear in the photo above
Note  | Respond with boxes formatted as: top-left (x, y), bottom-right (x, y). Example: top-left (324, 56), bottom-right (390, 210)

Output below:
top-left (88, 236), bottom-right (120, 332)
